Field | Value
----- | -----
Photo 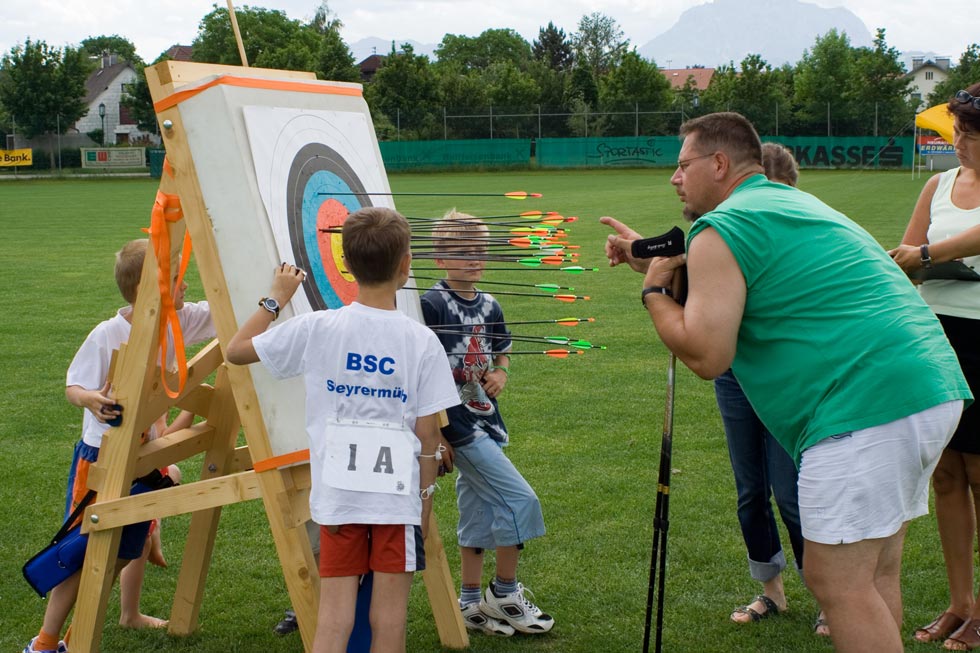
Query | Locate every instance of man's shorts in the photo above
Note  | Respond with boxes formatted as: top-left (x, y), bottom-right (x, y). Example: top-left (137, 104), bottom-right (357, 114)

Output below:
top-left (798, 400), bottom-right (962, 544)
top-left (318, 524), bottom-right (425, 577)
top-left (66, 440), bottom-right (152, 560)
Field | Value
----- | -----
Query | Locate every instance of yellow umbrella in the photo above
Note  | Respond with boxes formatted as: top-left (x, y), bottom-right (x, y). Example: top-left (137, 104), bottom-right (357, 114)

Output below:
top-left (915, 104), bottom-right (954, 144)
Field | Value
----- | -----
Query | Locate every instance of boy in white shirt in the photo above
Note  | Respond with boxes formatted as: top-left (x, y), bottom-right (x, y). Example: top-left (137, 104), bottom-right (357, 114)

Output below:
top-left (227, 207), bottom-right (458, 653)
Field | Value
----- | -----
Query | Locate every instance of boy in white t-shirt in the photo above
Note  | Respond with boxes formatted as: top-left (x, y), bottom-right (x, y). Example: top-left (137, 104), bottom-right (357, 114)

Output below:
top-left (226, 206), bottom-right (459, 653)
top-left (24, 239), bottom-right (215, 653)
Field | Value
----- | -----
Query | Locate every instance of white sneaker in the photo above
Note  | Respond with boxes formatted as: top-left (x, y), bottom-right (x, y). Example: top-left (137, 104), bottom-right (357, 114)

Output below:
top-left (22, 638), bottom-right (68, 653)
top-left (480, 582), bottom-right (555, 634)
top-left (460, 602), bottom-right (514, 636)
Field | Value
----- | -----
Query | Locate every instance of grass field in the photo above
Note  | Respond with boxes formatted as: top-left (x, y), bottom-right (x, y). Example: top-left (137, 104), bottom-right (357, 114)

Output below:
top-left (0, 168), bottom-right (956, 652)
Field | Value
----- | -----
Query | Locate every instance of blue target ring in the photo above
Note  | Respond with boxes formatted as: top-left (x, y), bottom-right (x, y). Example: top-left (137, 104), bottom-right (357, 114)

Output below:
top-left (287, 142), bottom-right (371, 310)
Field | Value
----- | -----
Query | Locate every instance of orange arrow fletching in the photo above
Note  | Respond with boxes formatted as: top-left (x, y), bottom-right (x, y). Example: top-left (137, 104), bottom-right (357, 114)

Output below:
top-left (505, 191), bottom-right (541, 200)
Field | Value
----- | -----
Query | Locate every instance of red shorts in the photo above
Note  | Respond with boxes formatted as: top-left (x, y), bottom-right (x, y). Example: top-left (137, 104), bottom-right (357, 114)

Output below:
top-left (318, 524), bottom-right (425, 577)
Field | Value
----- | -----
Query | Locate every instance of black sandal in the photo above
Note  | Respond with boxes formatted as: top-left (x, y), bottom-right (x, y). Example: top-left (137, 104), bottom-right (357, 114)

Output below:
top-left (731, 595), bottom-right (781, 623)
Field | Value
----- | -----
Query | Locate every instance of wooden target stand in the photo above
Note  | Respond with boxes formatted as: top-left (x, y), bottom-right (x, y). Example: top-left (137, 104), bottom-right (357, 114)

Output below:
top-left (68, 60), bottom-right (468, 652)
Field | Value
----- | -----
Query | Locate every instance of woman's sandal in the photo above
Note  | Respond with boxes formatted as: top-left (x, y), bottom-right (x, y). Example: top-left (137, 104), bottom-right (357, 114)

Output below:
top-left (915, 612), bottom-right (966, 643)
top-left (814, 612), bottom-right (830, 637)
top-left (730, 595), bottom-right (782, 623)
top-left (944, 619), bottom-right (980, 651)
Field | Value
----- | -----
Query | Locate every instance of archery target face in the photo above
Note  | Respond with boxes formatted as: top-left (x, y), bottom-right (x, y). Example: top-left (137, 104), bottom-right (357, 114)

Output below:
top-left (244, 107), bottom-right (393, 314)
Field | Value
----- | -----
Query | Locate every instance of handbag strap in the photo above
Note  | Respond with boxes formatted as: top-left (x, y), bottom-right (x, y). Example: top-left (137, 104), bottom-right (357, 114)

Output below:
top-left (53, 489), bottom-right (97, 544)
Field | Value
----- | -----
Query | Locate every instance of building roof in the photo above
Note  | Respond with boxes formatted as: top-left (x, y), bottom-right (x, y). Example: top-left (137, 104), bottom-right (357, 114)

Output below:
top-left (83, 61), bottom-right (134, 104)
top-left (661, 67), bottom-right (715, 91)
top-left (358, 54), bottom-right (385, 82)
top-left (165, 45), bottom-right (195, 62)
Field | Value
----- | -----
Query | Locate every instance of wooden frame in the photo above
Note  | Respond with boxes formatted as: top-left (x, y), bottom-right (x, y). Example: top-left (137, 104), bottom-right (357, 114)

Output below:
top-left (67, 60), bottom-right (467, 653)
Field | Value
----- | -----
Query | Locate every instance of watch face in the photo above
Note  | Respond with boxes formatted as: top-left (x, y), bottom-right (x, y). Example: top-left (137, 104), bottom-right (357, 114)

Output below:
top-left (261, 298), bottom-right (280, 314)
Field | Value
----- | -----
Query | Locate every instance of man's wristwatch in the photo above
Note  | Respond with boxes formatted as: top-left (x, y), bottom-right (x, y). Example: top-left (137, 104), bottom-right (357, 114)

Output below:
top-left (920, 244), bottom-right (933, 269)
top-left (258, 297), bottom-right (281, 319)
top-left (641, 286), bottom-right (673, 307)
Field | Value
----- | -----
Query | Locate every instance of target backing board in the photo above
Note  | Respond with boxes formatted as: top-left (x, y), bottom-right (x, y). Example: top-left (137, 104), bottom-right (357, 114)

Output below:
top-left (172, 76), bottom-right (421, 457)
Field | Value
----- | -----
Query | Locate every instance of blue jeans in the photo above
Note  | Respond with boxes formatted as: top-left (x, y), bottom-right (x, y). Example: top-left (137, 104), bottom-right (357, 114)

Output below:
top-left (714, 370), bottom-right (804, 583)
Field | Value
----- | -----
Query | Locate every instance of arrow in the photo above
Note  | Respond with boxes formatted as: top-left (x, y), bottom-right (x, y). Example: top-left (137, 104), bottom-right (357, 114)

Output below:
top-left (480, 349), bottom-right (585, 358)
top-left (411, 276), bottom-right (575, 292)
top-left (318, 190), bottom-right (542, 199)
top-left (404, 286), bottom-right (589, 302)
top-left (428, 329), bottom-right (605, 350)
top-left (409, 265), bottom-right (597, 274)
top-left (424, 317), bottom-right (595, 328)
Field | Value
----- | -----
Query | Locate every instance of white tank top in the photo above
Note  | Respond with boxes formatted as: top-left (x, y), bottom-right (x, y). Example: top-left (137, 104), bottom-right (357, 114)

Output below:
top-left (919, 167), bottom-right (980, 319)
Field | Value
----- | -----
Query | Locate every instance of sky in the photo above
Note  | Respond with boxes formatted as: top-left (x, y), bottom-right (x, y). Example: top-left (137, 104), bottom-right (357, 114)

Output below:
top-left (1, 0), bottom-right (975, 66)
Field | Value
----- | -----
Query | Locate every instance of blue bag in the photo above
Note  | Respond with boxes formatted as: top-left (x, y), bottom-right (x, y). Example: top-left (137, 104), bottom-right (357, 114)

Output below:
top-left (22, 490), bottom-right (95, 597)
top-left (22, 478), bottom-right (163, 597)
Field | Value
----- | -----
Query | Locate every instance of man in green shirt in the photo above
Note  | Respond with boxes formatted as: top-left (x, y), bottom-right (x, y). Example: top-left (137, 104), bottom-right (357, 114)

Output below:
top-left (602, 112), bottom-right (970, 652)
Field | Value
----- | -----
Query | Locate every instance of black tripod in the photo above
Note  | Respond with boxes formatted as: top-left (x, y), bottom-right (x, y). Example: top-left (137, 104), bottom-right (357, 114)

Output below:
top-left (642, 352), bottom-right (675, 653)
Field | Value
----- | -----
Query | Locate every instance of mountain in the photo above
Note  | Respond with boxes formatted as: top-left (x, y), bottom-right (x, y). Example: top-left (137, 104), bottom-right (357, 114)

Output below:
top-left (349, 37), bottom-right (438, 63)
top-left (637, 0), bottom-right (873, 68)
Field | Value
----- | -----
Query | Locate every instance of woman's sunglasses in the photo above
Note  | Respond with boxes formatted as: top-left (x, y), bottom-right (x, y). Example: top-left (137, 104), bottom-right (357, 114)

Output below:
top-left (954, 89), bottom-right (980, 110)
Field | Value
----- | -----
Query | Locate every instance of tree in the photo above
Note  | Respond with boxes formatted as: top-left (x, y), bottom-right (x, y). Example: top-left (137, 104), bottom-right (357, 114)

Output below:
top-left (930, 44), bottom-right (980, 106)
top-left (434, 29), bottom-right (532, 72)
top-left (709, 55), bottom-right (785, 135)
top-left (533, 22), bottom-right (573, 72)
top-left (793, 30), bottom-right (855, 135)
top-left (526, 58), bottom-right (572, 137)
top-left (847, 29), bottom-right (913, 136)
top-left (481, 61), bottom-right (540, 137)
top-left (571, 13), bottom-right (628, 85)
top-left (598, 51), bottom-right (672, 135)
top-left (0, 39), bottom-right (91, 167)
top-left (309, 1), bottom-right (358, 82)
top-left (192, 5), bottom-right (319, 70)
top-left (364, 44), bottom-right (441, 139)
top-left (120, 63), bottom-right (158, 134)
top-left (81, 35), bottom-right (143, 65)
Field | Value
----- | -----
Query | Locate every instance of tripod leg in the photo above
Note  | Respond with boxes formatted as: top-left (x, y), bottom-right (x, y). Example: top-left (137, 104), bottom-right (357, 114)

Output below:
top-left (643, 354), bottom-right (676, 653)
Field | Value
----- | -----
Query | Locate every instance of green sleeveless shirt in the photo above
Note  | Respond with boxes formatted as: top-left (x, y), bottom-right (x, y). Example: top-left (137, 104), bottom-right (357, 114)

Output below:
top-left (688, 174), bottom-right (971, 464)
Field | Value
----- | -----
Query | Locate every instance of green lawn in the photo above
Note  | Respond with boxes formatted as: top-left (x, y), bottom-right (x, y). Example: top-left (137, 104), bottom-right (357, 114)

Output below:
top-left (0, 169), bottom-right (955, 652)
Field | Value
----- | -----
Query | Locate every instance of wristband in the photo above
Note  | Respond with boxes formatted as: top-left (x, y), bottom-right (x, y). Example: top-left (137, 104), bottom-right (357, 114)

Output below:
top-left (641, 286), bottom-right (673, 306)
top-left (419, 443), bottom-right (446, 462)
top-left (420, 482), bottom-right (438, 499)
top-left (492, 365), bottom-right (509, 376)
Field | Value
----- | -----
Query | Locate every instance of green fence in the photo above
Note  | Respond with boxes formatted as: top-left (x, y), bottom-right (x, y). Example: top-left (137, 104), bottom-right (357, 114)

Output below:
top-left (537, 137), bottom-right (681, 168)
top-left (378, 139), bottom-right (530, 170)
top-left (535, 135), bottom-right (915, 169)
top-left (764, 136), bottom-right (914, 169)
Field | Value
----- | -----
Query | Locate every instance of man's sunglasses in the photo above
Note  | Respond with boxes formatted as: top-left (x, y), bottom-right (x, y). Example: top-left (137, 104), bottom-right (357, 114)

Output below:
top-left (954, 90), bottom-right (980, 110)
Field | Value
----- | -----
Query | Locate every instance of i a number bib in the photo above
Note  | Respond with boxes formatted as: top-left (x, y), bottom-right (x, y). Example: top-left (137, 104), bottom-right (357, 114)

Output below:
top-left (322, 418), bottom-right (417, 495)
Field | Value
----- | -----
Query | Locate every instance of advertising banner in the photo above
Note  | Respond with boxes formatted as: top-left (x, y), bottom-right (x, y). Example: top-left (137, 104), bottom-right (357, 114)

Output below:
top-left (80, 147), bottom-right (146, 169)
top-left (0, 148), bottom-right (33, 166)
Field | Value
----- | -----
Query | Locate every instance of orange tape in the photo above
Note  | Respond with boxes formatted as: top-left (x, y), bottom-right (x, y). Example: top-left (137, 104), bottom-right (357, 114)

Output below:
top-left (252, 448), bottom-right (311, 473)
top-left (153, 75), bottom-right (362, 113)
top-left (148, 190), bottom-right (192, 399)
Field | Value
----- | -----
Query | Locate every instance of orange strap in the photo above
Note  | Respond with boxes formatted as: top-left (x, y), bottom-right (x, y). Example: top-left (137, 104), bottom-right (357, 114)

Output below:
top-left (153, 75), bottom-right (362, 113)
top-left (252, 449), bottom-right (311, 473)
top-left (148, 187), bottom-right (192, 399)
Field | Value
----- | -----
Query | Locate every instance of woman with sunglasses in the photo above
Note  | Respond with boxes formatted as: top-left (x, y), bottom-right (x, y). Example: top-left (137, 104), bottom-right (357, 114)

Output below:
top-left (889, 82), bottom-right (980, 651)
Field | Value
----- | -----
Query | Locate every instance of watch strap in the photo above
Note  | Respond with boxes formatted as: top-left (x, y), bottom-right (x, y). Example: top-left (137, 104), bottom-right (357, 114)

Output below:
top-left (920, 244), bottom-right (932, 269)
top-left (641, 286), bottom-right (673, 306)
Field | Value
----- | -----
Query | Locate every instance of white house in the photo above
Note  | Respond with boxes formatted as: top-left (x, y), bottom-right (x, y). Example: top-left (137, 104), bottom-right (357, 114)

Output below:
top-left (75, 54), bottom-right (158, 145)
top-left (907, 57), bottom-right (952, 110)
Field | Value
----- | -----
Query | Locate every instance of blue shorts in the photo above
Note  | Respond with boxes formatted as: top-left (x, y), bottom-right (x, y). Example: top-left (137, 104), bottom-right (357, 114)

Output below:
top-left (454, 435), bottom-right (545, 549)
top-left (66, 440), bottom-right (152, 560)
